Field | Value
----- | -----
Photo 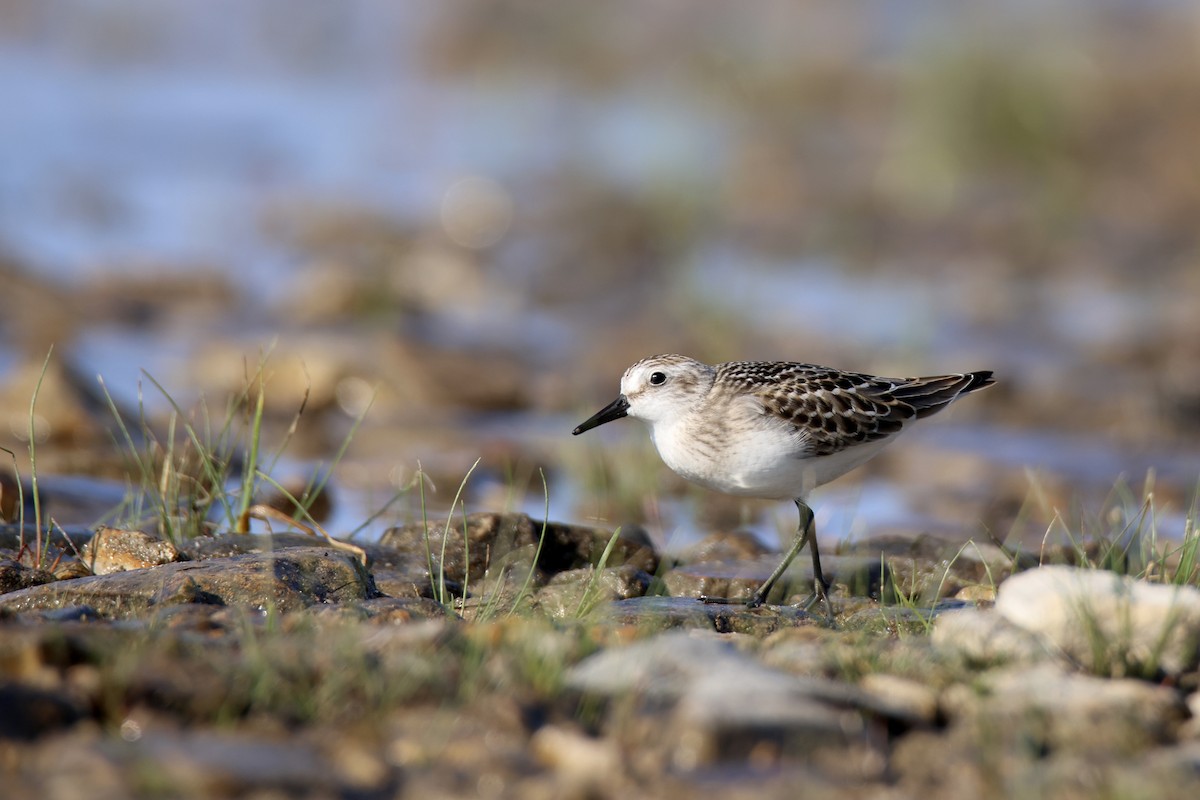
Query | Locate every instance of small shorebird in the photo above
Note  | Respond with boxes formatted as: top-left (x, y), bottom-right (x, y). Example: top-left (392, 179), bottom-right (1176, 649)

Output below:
top-left (572, 355), bottom-right (994, 620)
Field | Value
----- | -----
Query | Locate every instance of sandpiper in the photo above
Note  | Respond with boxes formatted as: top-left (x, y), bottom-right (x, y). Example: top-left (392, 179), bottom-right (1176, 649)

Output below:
top-left (573, 354), bottom-right (994, 620)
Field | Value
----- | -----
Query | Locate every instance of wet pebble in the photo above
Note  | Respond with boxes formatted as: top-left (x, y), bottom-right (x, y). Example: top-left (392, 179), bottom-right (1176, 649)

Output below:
top-left (533, 564), bottom-right (652, 618)
top-left (80, 527), bottom-right (182, 575)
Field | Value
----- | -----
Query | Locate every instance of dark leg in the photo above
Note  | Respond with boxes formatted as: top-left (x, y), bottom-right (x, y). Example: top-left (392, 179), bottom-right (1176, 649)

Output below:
top-left (700, 500), bottom-right (835, 622)
top-left (795, 500), bottom-right (834, 622)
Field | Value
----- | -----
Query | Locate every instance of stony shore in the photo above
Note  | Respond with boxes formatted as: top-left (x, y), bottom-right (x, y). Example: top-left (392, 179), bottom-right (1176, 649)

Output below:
top-left (3, 515), bottom-right (1199, 799)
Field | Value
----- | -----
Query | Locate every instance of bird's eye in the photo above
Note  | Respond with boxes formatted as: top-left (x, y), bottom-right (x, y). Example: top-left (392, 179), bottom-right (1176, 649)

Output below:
top-left (649, 371), bottom-right (667, 386)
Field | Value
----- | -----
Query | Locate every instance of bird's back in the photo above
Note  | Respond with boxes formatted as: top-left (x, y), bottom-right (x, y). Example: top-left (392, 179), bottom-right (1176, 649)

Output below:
top-left (712, 361), bottom-right (994, 458)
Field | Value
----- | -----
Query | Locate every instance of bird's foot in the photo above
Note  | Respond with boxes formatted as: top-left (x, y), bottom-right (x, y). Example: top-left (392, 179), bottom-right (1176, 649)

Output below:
top-left (698, 593), bottom-right (765, 609)
top-left (801, 581), bottom-right (837, 627)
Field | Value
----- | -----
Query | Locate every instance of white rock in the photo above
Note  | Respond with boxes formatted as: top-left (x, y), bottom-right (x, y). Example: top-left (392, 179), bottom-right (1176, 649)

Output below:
top-left (932, 607), bottom-right (1049, 665)
top-left (995, 566), bottom-right (1200, 676)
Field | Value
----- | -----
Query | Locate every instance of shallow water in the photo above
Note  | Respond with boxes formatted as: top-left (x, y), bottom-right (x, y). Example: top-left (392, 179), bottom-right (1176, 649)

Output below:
top-left (1, 1), bottom-right (1196, 547)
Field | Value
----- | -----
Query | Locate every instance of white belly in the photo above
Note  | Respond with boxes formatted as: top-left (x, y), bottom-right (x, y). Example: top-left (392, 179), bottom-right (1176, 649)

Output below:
top-left (649, 417), bottom-right (892, 501)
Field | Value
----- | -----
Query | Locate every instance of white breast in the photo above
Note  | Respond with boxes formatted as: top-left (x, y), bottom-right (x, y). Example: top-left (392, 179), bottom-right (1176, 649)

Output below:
top-left (647, 413), bottom-right (894, 501)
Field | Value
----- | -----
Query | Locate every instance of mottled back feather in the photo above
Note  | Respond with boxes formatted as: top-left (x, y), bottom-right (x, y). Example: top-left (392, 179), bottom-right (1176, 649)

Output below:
top-left (713, 361), bottom-right (994, 457)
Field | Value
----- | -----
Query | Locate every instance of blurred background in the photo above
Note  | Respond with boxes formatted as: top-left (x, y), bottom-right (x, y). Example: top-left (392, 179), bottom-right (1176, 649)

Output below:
top-left (0, 0), bottom-right (1197, 550)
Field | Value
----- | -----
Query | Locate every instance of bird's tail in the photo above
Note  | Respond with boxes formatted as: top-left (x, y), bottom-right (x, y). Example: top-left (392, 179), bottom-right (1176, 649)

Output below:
top-left (894, 371), bottom-right (994, 419)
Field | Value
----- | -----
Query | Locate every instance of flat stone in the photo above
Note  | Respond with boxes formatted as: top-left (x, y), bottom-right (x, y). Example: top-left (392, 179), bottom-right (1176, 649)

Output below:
top-left (0, 547), bottom-right (376, 618)
top-left (182, 532), bottom-right (348, 561)
top-left (95, 726), bottom-right (400, 797)
top-left (566, 631), bottom-right (871, 767)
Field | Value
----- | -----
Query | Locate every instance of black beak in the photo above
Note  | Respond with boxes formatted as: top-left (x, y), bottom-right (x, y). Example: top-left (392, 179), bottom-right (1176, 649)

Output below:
top-left (572, 395), bottom-right (630, 435)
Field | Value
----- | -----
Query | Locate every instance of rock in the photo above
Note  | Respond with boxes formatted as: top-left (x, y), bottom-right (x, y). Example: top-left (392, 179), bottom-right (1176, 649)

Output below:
top-left (995, 565), bottom-right (1200, 676)
top-left (676, 530), bottom-right (772, 564)
top-left (948, 663), bottom-right (1185, 755)
top-left (0, 683), bottom-right (86, 740)
top-left (0, 547), bottom-right (376, 618)
top-left (954, 583), bottom-right (996, 603)
top-left (857, 674), bottom-right (940, 728)
top-left (31, 605), bottom-right (104, 623)
top-left (530, 724), bottom-right (621, 792)
top-left (182, 532), bottom-right (355, 561)
top-left (0, 559), bottom-right (54, 595)
top-left (370, 565), bottom-right (442, 600)
top-left (931, 607), bottom-right (1049, 666)
top-left (308, 596), bottom-right (450, 624)
top-left (52, 561), bottom-right (92, 580)
top-left (80, 527), bottom-right (182, 575)
top-left (533, 565), bottom-right (652, 618)
top-left (378, 512), bottom-right (658, 585)
top-left (566, 630), bottom-right (870, 767)
top-left (63, 725), bottom-right (398, 797)
top-left (758, 627), bottom-right (839, 676)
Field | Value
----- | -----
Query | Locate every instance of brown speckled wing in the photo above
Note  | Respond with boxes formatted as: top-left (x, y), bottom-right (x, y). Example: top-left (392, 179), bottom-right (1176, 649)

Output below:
top-left (715, 362), bottom-right (993, 457)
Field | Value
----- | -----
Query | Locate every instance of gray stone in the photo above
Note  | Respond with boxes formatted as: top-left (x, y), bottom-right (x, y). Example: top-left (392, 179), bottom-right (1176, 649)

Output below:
top-left (534, 564), bottom-right (652, 618)
top-left (566, 630), bottom-right (869, 767)
top-left (0, 547), bottom-right (376, 618)
top-left (379, 512), bottom-right (657, 585)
